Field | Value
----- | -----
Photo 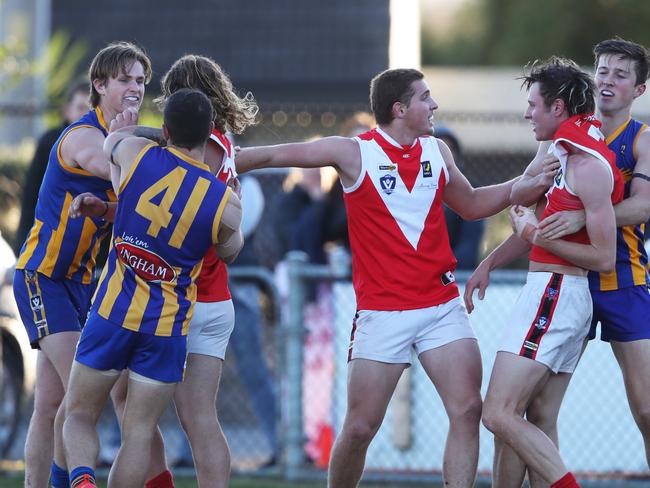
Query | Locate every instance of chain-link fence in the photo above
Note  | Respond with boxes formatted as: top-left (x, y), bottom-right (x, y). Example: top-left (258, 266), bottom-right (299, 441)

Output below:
top-left (258, 254), bottom-right (649, 485)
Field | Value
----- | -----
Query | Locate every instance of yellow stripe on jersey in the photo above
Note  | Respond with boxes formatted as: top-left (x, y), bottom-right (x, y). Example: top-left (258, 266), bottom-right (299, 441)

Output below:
top-left (158, 278), bottom-right (181, 337)
top-left (67, 217), bottom-right (98, 283)
top-left (632, 124), bottom-right (648, 161)
top-left (599, 266), bottom-right (618, 291)
top-left (167, 146), bottom-right (210, 171)
top-left (181, 261), bottom-right (202, 336)
top-left (98, 263), bottom-right (124, 319)
top-left (123, 277), bottom-right (150, 334)
top-left (41, 193), bottom-right (73, 276)
top-left (56, 125), bottom-right (102, 176)
top-left (119, 143), bottom-right (156, 194)
top-left (16, 220), bottom-right (44, 269)
top-left (168, 177), bottom-right (211, 249)
top-left (623, 225), bottom-right (647, 286)
top-left (605, 117), bottom-right (631, 145)
top-left (95, 106), bottom-right (109, 133)
top-left (212, 187), bottom-right (232, 244)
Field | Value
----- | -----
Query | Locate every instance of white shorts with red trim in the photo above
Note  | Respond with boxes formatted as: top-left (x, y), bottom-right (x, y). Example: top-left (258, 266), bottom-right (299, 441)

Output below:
top-left (187, 299), bottom-right (235, 359)
top-left (499, 272), bottom-right (592, 374)
top-left (348, 297), bottom-right (476, 364)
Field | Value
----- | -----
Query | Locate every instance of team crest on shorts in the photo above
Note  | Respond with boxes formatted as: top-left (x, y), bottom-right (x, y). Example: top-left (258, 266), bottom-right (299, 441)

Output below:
top-left (535, 316), bottom-right (548, 330)
top-left (379, 174), bottom-right (397, 194)
top-left (30, 295), bottom-right (42, 311)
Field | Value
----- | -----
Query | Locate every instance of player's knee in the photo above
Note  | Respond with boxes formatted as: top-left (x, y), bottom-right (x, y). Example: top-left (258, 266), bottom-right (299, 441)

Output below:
top-left (448, 393), bottom-right (482, 425)
top-left (33, 393), bottom-right (62, 421)
top-left (526, 404), bottom-right (557, 433)
top-left (634, 405), bottom-right (650, 435)
top-left (482, 402), bottom-right (508, 436)
top-left (342, 417), bottom-right (379, 447)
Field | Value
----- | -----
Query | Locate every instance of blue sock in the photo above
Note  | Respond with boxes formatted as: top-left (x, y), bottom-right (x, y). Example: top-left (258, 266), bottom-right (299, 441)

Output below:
top-left (69, 466), bottom-right (96, 487)
top-left (50, 462), bottom-right (69, 488)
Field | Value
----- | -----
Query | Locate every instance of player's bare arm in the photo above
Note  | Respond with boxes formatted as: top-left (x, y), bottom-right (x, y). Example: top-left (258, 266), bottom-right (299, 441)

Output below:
top-left (235, 136), bottom-right (362, 187)
top-left (510, 141), bottom-right (557, 205)
top-left (464, 233), bottom-right (531, 313)
top-left (103, 131), bottom-right (152, 189)
top-left (439, 139), bottom-right (519, 220)
top-left (59, 127), bottom-right (111, 180)
top-left (539, 130), bottom-right (650, 239)
top-left (610, 129), bottom-right (650, 226)
top-left (214, 190), bottom-right (244, 264)
top-left (527, 155), bottom-right (617, 272)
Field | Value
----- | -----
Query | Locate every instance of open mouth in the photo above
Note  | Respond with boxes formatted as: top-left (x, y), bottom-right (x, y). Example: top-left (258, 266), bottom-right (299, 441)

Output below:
top-left (600, 90), bottom-right (615, 98)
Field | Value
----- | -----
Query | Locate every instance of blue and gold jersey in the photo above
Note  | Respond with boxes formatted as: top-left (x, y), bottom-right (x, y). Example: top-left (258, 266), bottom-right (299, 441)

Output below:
top-left (589, 118), bottom-right (650, 291)
top-left (91, 144), bottom-right (230, 337)
top-left (16, 108), bottom-right (116, 284)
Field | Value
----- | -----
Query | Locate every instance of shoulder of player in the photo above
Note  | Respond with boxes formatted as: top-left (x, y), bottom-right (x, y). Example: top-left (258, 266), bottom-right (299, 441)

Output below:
top-left (61, 125), bottom-right (105, 151)
top-left (568, 152), bottom-right (612, 183)
top-left (634, 127), bottom-right (650, 156)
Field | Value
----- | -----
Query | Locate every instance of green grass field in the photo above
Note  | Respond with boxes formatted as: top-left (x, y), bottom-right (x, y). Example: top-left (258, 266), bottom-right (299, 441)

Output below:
top-left (0, 475), bottom-right (437, 488)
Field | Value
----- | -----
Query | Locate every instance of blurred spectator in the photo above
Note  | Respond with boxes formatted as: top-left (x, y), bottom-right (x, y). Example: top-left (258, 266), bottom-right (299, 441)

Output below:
top-left (229, 175), bottom-right (279, 467)
top-left (436, 126), bottom-right (485, 269)
top-left (14, 79), bottom-right (89, 254)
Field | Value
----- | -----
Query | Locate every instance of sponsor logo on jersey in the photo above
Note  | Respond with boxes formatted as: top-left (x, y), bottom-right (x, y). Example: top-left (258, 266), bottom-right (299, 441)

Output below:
top-left (378, 164), bottom-right (396, 171)
top-left (619, 143), bottom-right (626, 156)
top-left (441, 271), bottom-right (455, 286)
top-left (523, 340), bottom-right (539, 351)
top-left (421, 160), bottom-right (432, 178)
top-left (379, 174), bottom-right (397, 194)
top-left (116, 241), bottom-right (177, 283)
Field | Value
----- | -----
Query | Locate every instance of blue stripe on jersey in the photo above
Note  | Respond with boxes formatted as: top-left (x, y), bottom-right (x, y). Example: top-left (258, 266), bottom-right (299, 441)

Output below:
top-left (589, 118), bottom-right (650, 291)
top-left (16, 107), bottom-right (115, 284)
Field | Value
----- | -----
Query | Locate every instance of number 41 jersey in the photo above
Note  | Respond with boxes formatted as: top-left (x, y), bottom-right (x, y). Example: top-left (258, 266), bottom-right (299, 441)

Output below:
top-left (92, 144), bottom-right (230, 337)
top-left (344, 128), bottom-right (458, 311)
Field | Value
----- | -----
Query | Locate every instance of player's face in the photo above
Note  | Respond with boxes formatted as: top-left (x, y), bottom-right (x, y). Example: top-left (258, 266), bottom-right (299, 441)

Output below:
top-left (595, 54), bottom-right (644, 115)
top-left (525, 82), bottom-right (558, 142)
top-left (102, 61), bottom-right (146, 113)
top-left (403, 79), bottom-right (438, 136)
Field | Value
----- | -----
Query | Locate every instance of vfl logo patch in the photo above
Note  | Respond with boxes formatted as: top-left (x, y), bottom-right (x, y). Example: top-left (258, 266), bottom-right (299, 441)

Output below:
top-left (379, 174), bottom-right (397, 194)
top-left (547, 288), bottom-right (557, 299)
top-left (30, 295), bottom-right (43, 311)
top-left (421, 160), bottom-right (432, 178)
top-left (116, 242), bottom-right (177, 283)
top-left (535, 316), bottom-right (548, 330)
top-left (554, 168), bottom-right (563, 187)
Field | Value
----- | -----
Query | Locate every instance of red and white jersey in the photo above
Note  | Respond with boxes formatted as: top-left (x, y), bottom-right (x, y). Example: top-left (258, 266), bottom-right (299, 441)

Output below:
top-left (530, 115), bottom-right (624, 267)
top-left (195, 128), bottom-right (234, 302)
top-left (343, 127), bottom-right (459, 311)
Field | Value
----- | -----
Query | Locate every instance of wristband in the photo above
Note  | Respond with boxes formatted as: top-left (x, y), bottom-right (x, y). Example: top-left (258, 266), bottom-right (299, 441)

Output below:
top-left (99, 200), bottom-right (109, 218)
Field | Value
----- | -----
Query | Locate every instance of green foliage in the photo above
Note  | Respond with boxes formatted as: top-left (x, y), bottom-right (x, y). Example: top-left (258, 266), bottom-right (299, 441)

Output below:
top-left (422, 0), bottom-right (650, 66)
top-left (0, 37), bottom-right (31, 94)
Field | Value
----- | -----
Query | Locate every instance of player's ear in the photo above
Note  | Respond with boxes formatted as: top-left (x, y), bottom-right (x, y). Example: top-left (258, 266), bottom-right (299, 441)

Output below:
top-left (92, 78), bottom-right (106, 97)
top-left (634, 83), bottom-right (646, 98)
top-left (392, 101), bottom-right (405, 120)
top-left (162, 124), bottom-right (170, 142)
top-left (551, 98), bottom-right (565, 117)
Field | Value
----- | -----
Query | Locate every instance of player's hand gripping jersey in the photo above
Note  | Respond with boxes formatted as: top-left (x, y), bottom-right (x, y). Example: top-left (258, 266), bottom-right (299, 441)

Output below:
top-left (530, 115), bottom-right (625, 268)
top-left (16, 108), bottom-right (116, 283)
top-left (91, 143), bottom-right (230, 336)
top-left (344, 128), bottom-right (458, 311)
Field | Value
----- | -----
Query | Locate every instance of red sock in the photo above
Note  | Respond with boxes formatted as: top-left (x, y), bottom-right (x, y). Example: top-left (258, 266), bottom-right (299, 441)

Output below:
top-left (145, 469), bottom-right (174, 488)
top-left (551, 472), bottom-right (580, 488)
